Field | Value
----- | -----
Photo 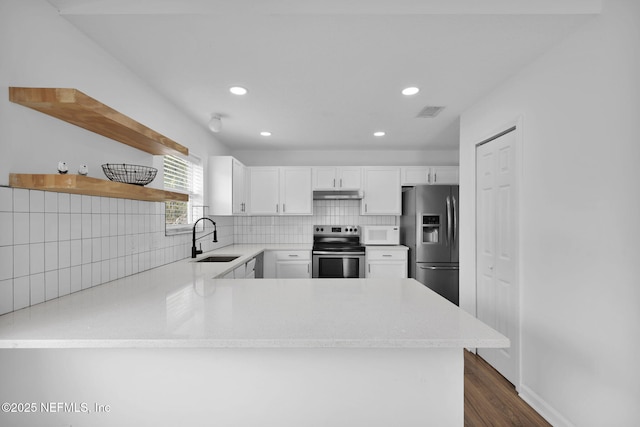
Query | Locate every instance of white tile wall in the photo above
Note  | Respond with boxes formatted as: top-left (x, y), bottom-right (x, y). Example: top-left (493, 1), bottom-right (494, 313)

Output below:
top-left (0, 186), bottom-right (233, 315)
top-left (0, 191), bottom-right (393, 315)
top-left (234, 200), bottom-right (397, 244)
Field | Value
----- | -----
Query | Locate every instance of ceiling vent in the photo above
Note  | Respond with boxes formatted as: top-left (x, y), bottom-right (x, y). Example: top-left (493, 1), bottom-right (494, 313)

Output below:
top-left (416, 106), bottom-right (445, 119)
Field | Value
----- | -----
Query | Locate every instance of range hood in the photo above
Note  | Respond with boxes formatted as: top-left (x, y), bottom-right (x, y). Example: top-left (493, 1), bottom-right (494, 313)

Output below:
top-left (313, 190), bottom-right (363, 200)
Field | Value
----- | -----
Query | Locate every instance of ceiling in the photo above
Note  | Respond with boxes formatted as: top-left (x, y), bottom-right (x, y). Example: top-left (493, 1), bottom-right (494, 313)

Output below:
top-left (47, 0), bottom-right (598, 152)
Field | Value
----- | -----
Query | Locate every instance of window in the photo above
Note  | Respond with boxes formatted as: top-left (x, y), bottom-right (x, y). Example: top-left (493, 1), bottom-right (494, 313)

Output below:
top-left (164, 154), bottom-right (204, 233)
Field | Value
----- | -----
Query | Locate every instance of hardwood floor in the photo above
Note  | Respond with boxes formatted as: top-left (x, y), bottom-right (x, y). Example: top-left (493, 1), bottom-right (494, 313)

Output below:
top-left (464, 350), bottom-right (551, 427)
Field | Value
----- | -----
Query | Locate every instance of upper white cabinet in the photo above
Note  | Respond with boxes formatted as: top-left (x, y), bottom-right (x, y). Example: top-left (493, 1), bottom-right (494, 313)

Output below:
top-left (209, 156), bottom-right (248, 215)
top-left (232, 159), bottom-right (247, 213)
top-left (280, 167), bottom-right (313, 215)
top-left (401, 167), bottom-right (430, 185)
top-left (430, 166), bottom-right (459, 184)
top-left (361, 167), bottom-right (401, 215)
top-left (248, 167), bottom-right (280, 215)
top-left (248, 167), bottom-right (312, 215)
top-left (313, 167), bottom-right (362, 190)
top-left (401, 166), bottom-right (459, 185)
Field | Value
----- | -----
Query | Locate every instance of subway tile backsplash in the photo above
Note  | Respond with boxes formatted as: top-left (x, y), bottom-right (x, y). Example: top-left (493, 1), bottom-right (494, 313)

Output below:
top-left (234, 200), bottom-right (397, 244)
top-left (0, 186), bottom-right (233, 315)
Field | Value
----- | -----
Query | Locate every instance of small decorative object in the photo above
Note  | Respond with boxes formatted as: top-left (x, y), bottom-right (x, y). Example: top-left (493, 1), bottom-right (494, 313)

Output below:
top-left (57, 161), bottom-right (68, 174)
top-left (101, 163), bottom-right (157, 186)
top-left (78, 164), bottom-right (89, 176)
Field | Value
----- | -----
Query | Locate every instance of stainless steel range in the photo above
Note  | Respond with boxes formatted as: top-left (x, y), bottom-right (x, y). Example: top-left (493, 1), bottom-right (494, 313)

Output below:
top-left (312, 225), bottom-right (365, 278)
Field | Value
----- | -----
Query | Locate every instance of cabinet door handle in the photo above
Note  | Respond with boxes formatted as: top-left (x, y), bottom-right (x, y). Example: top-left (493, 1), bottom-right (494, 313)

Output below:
top-left (283, 204), bottom-right (286, 213)
top-left (340, 178), bottom-right (343, 188)
top-left (289, 254), bottom-right (299, 257)
top-left (382, 254), bottom-right (392, 257)
top-left (276, 204), bottom-right (279, 213)
top-left (333, 178), bottom-right (336, 188)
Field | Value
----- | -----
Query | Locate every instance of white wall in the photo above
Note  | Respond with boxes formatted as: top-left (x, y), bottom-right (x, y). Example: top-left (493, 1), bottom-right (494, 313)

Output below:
top-left (233, 149), bottom-right (459, 166)
top-left (0, 0), bottom-right (229, 189)
top-left (0, 0), bottom-right (234, 315)
top-left (459, 0), bottom-right (640, 425)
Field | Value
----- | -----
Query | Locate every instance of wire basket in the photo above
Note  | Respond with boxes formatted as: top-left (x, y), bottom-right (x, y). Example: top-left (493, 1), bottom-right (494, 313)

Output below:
top-left (101, 164), bottom-right (158, 186)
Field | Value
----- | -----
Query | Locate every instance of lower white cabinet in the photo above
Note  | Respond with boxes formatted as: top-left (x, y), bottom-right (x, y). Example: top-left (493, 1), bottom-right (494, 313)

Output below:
top-left (245, 257), bottom-right (257, 278)
top-left (365, 246), bottom-right (408, 279)
top-left (264, 250), bottom-right (311, 278)
top-left (219, 256), bottom-right (258, 279)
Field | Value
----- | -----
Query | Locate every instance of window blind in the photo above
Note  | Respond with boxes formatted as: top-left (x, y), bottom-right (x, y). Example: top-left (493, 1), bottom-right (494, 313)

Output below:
top-left (164, 155), bottom-right (203, 227)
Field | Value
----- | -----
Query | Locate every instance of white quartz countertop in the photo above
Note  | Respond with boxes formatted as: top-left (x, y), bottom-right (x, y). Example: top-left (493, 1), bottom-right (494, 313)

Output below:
top-left (0, 244), bottom-right (508, 350)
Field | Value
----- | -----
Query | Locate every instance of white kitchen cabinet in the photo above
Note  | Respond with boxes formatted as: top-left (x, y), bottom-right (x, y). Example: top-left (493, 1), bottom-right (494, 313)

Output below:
top-left (217, 256), bottom-right (259, 279)
top-left (276, 260), bottom-right (311, 278)
top-left (233, 264), bottom-right (247, 278)
top-left (209, 156), bottom-right (248, 215)
top-left (430, 166), bottom-right (459, 184)
top-left (280, 167), bottom-right (313, 215)
top-left (232, 159), bottom-right (248, 213)
top-left (248, 167), bottom-right (312, 215)
top-left (248, 167), bottom-right (280, 215)
top-left (401, 166), bottom-right (431, 186)
top-left (312, 167), bottom-right (362, 190)
top-left (365, 246), bottom-right (408, 278)
top-left (401, 166), bottom-right (459, 185)
top-left (361, 167), bottom-right (401, 215)
top-left (263, 250), bottom-right (311, 278)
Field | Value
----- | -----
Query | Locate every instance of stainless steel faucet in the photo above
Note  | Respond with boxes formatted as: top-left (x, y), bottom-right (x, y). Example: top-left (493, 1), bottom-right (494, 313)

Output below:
top-left (191, 217), bottom-right (217, 258)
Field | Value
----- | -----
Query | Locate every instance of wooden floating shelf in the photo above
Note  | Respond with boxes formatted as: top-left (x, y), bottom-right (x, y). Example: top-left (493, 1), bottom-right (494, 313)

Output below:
top-left (9, 174), bottom-right (188, 203)
top-left (9, 87), bottom-right (188, 157)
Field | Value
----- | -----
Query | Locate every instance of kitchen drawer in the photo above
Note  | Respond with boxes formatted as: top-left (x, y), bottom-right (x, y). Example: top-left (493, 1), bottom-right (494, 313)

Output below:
top-left (275, 251), bottom-right (311, 261)
top-left (366, 249), bottom-right (408, 261)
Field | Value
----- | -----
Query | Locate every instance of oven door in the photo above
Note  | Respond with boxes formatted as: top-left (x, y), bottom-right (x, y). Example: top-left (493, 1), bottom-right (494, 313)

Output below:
top-left (312, 252), bottom-right (365, 278)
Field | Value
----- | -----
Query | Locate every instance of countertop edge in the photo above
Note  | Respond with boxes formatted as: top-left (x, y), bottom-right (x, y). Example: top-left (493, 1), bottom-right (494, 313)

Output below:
top-left (0, 338), bottom-right (509, 350)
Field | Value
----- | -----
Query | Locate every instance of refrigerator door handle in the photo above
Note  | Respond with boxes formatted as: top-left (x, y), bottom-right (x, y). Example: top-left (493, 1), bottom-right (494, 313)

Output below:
top-left (419, 266), bottom-right (460, 270)
top-left (452, 194), bottom-right (457, 249)
top-left (446, 196), bottom-right (452, 246)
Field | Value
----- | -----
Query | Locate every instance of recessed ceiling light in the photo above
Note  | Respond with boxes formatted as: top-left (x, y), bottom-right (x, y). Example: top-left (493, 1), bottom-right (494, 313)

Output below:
top-left (260, 131), bottom-right (272, 137)
top-left (373, 131), bottom-right (386, 137)
top-left (402, 87), bottom-right (420, 96)
top-left (229, 86), bottom-right (248, 95)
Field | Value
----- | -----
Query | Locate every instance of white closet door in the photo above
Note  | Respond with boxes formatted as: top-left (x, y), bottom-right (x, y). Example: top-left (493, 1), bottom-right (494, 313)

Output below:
top-left (476, 128), bottom-right (519, 387)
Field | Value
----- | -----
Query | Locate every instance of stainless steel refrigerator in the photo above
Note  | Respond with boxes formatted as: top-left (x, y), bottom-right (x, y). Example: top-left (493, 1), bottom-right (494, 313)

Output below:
top-left (401, 185), bottom-right (459, 305)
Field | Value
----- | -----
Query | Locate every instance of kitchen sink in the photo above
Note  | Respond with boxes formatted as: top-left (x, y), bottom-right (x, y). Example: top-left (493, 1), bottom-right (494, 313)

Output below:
top-left (197, 255), bottom-right (240, 263)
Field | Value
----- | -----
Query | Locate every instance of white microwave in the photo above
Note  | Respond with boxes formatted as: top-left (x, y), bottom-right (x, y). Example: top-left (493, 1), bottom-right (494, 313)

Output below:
top-left (362, 226), bottom-right (400, 245)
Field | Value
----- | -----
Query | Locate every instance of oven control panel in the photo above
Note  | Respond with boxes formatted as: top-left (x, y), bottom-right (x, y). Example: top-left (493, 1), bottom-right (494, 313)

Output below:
top-left (314, 225), bottom-right (359, 235)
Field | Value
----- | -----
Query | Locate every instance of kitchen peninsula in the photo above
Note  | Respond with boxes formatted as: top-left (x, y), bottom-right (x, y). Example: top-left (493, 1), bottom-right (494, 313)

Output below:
top-left (0, 245), bottom-right (508, 427)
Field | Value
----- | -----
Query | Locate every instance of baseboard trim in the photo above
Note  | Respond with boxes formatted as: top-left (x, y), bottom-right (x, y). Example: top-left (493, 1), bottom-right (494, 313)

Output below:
top-left (519, 384), bottom-right (574, 427)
